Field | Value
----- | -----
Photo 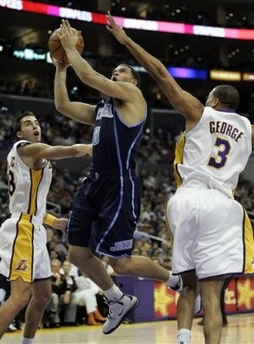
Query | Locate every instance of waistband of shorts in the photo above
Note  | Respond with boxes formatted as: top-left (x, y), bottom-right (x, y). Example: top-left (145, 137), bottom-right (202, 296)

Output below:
top-left (11, 213), bottom-right (44, 225)
top-left (176, 187), bottom-right (229, 198)
top-left (88, 169), bottom-right (136, 179)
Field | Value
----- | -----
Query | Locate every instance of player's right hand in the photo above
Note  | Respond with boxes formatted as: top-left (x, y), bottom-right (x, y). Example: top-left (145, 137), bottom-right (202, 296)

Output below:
top-left (52, 57), bottom-right (70, 69)
top-left (106, 11), bottom-right (129, 45)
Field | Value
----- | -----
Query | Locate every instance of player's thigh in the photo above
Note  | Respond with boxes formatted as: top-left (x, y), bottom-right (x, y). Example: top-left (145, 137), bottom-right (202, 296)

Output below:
top-left (195, 197), bottom-right (245, 278)
top-left (67, 186), bottom-right (94, 247)
top-left (93, 207), bottom-right (137, 257)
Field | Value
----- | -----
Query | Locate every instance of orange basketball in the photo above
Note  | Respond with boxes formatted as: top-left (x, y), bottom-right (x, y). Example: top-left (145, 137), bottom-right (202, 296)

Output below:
top-left (48, 27), bottom-right (84, 63)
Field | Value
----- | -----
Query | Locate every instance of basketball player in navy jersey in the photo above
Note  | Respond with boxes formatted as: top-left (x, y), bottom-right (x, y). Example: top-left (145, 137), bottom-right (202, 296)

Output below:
top-left (53, 19), bottom-right (189, 335)
top-left (0, 111), bottom-right (91, 343)
top-left (107, 13), bottom-right (254, 344)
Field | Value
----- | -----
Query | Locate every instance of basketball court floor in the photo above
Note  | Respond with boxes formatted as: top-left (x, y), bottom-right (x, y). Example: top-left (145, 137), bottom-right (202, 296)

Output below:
top-left (2, 313), bottom-right (254, 344)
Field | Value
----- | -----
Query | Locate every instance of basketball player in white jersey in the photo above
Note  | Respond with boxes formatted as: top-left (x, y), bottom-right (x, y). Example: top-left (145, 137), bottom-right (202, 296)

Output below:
top-left (0, 111), bottom-right (91, 343)
top-left (107, 14), bottom-right (254, 344)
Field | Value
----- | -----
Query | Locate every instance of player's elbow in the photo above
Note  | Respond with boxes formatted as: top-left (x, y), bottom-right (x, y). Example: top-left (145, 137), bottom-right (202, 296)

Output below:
top-left (55, 101), bottom-right (70, 115)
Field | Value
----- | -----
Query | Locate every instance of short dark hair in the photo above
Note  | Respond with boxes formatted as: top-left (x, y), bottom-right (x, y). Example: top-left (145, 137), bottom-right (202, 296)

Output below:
top-left (121, 63), bottom-right (141, 88)
top-left (14, 110), bottom-right (37, 135)
top-left (213, 85), bottom-right (240, 110)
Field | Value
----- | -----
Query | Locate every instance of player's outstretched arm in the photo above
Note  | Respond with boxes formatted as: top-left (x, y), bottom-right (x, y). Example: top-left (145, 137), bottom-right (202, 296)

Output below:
top-left (19, 143), bottom-right (92, 160)
top-left (106, 12), bottom-right (203, 122)
top-left (44, 213), bottom-right (68, 231)
top-left (54, 59), bottom-right (95, 125)
top-left (56, 19), bottom-right (141, 103)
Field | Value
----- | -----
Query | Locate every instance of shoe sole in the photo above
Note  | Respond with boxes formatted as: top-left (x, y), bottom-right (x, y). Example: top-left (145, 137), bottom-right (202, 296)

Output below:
top-left (103, 298), bottom-right (139, 335)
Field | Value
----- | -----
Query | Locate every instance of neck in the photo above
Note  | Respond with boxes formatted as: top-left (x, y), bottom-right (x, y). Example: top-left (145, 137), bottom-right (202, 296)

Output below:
top-left (219, 108), bottom-right (235, 113)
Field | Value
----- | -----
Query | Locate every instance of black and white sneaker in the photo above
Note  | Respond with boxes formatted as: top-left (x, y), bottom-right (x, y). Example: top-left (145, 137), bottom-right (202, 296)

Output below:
top-left (7, 322), bottom-right (17, 332)
top-left (103, 294), bottom-right (139, 335)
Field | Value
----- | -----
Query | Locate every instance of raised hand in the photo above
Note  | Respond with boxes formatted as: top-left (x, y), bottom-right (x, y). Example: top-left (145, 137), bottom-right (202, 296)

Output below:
top-left (106, 11), bottom-right (129, 45)
top-left (52, 56), bottom-right (70, 70)
top-left (57, 19), bottom-right (78, 51)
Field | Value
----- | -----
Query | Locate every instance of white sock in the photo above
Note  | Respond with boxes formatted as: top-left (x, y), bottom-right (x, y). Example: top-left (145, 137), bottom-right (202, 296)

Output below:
top-left (166, 271), bottom-right (180, 288)
top-left (177, 329), bottom-right (191, 344)
top-left (22, 337), bottom-right (34, 344)
top-left (103, 284), bottom-right (123, 302)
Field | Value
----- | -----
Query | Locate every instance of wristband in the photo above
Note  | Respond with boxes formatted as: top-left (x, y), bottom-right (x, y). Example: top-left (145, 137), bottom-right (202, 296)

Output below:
top-left (44, 213), bottom-right (57, 227)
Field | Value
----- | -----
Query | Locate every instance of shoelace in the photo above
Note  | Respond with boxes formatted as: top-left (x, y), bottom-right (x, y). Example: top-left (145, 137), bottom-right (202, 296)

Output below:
top-left (103, 296), bottom-right (125, 319)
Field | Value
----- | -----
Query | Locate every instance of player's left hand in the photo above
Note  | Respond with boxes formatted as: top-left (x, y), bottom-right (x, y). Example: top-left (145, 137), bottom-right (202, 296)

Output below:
top-left (52, 57), bottom-right (70, 70)
top-left (74, 143), bottom-right (93, 157)
top-left (53, 217), bottom-right (68, 231)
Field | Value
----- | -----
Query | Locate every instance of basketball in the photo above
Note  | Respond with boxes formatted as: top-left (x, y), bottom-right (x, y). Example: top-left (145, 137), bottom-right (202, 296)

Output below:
top-left (48, 27), bottom-right (84, 63)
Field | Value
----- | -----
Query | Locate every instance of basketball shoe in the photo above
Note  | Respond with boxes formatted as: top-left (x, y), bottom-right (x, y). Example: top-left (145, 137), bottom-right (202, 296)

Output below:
top-left (103, 294), bottom-right (139, 335)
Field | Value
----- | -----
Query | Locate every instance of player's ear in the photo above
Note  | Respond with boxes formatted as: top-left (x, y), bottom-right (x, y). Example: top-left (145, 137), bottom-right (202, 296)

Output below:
top-left (16, 131), bottom-right (23, 139)
top-left (214, 97), bottom-right (220, 107)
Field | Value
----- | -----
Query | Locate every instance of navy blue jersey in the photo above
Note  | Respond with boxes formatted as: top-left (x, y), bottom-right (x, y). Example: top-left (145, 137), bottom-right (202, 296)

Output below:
top-left (91, 98), bottom-right (146, 172)
top-left (67, 97), bottom-right (147, 258)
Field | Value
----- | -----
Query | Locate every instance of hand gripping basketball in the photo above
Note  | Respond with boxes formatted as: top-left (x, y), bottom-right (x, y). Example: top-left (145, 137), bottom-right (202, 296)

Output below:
top-left (48, 27), bottom-right (84, 63)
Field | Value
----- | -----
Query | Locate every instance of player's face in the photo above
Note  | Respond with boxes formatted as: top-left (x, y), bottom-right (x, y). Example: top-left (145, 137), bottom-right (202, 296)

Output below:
top-left (205, 88), bottom-right (219, 108)
top-left (111, 65), bottom-right (136, 84)
top-left (17, 115), bottom-right (41, 143)
top-left (205, 90), bottom-right (214, 106)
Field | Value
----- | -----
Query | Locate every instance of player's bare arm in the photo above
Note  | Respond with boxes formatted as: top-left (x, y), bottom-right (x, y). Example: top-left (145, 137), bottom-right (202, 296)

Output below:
top-left (44, 213), bottom-right (68, 231)
top-left (54, 60), bottom-right (95, 125)
top-left (18, 142), bottom-right (92, 160)
top-left (57, 19), bottom-right (144, 107)
top-left (251, 125), bottom-right (254, 147)
top-left (106, 13), bottom-right (203, 125)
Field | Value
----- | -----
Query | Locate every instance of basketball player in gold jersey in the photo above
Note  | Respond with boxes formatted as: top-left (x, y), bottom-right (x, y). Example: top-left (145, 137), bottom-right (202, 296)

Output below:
top-left (0, 111), bottom-right (91, 343)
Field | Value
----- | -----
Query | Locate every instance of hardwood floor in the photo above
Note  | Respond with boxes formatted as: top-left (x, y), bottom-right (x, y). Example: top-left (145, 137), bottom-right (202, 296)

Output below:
top-left (2, 314), bottom-right (254, 344)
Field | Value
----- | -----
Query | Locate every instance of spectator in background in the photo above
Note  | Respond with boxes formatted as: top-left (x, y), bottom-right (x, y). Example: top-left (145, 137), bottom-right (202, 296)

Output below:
top-left (44, 259), bottom-right (63, 328)
top-left (0, 275), bottom-right (17, 332)
top-left (74, 270), bottom-right (106, 325)
top-left (60, 260), bottom-right (78, 326)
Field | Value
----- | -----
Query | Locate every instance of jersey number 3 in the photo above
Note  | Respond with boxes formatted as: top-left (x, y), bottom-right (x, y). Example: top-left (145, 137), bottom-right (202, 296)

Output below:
top-left (208, 137), bottom-right (231, 168)
top-left (8, 169), bottom-right (16, 196)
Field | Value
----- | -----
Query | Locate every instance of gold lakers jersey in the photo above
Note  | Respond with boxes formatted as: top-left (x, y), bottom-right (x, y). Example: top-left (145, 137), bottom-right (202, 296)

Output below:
top-left (174, 107), bottom-right (252, 197)
top-left (7, 140), bottom-right (52, 216)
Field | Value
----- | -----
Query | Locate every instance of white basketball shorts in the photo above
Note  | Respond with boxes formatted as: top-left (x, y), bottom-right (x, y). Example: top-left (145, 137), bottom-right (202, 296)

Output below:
top-left (166, 188), bottom-right (254, 279)
top-left (0, 213), bottom-right (51, 282)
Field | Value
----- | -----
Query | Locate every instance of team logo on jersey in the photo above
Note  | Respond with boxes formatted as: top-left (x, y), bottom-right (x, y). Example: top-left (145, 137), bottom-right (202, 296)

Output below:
top-left (96, 104), bottom-right (113, 120)
top-left (110, 239), bottom-right (133, 251)
top-left (14, 259), bottom-right (28, 271)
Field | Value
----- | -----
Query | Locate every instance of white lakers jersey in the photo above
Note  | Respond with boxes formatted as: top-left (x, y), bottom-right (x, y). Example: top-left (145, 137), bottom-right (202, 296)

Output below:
top-left (174, 107), bottom-right (252, 197)
top-left (7, 140), bottom-right (52, 216)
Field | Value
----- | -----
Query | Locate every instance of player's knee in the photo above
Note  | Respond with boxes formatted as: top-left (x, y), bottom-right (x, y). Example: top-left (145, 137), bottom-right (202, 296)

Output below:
top-left (38, 289), bottom-right (52, 306)
top-left (110, 260), bottom-right (130, 275)
top-left (10, 291), bottom-right (31, 311)
top-left (68, 247), bottom-right (91, 267)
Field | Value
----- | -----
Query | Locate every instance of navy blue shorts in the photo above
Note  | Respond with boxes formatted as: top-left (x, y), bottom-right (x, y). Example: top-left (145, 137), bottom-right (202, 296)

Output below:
top-left (67, 171), bottom-right (141, 258)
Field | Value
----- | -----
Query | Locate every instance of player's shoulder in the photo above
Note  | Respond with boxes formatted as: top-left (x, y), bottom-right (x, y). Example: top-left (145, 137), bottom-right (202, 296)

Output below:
top-left (15, 139), bottom-right (31, 148)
